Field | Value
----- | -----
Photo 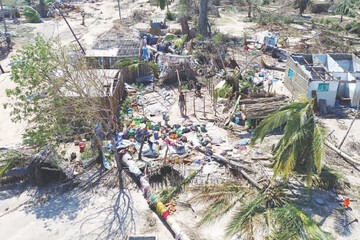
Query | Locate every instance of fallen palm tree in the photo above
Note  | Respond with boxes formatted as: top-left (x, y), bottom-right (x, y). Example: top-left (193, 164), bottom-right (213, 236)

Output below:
top-left (116, 139), bottom-right (190, 240)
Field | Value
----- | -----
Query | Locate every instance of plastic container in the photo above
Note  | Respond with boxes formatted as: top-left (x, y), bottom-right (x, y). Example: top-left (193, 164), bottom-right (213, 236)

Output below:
top-left (154, 132), bottom-right (159, 140)
top-left (170, 133), bottom-right (178, 139)
top-left (176, 129), bottom-right (182, 137)
top-left (129, 129), bottom-right (135, 137)
top-left (201, 126), bottom-right (207, 132)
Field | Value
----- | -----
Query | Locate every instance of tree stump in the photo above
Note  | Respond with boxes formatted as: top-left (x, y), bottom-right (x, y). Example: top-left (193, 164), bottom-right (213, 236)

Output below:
top-left (27, 147), bottom-right (68, 186)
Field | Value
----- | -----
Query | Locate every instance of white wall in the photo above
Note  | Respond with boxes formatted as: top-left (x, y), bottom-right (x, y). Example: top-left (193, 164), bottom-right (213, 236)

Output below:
top-left (307, 81), bottom-right (339, 107)
top-left (327, 54), bottom-right (345, 72)
top-left (352, 54), bottom-right (360, 72)
top-left (350, 81), bottom-right (360, 107)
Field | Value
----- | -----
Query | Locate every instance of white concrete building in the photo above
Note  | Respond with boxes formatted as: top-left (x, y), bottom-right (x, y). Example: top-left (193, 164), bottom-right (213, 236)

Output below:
top-left (284, 54), bottom-right (360, 108)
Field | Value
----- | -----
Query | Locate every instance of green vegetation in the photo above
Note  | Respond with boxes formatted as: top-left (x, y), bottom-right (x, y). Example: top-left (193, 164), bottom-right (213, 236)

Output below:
top-left (294, 0), bottom-right (311, 16)
top-left (334, 1), bottom-right (357, 18)
top-left (166, 9), bottom-right (176, 21)
top-left (251, 99), bottom-right (326, 186)
top-left (213, 33), bottom-right (224, 45)
top-left (216, 83), bottom-right (233, 98)
top-left (0, 150), bottom-right (30, 178)
top-left (23, 6), bottom-right (40, 23)
top-left (313, 166), bottom-right (345, 190)
top-left (157, 0), bottom-right (166, 10)
top-left (256, 12), bottom-right (293, 25)
top-left (5, 36), bottom-right (117, 148)
top-left (346, 21), bottom-right (360, 36)
top-left (159, 170), bottom-right (198, 203)
top-left (189, 182), bottom-right (333, 239)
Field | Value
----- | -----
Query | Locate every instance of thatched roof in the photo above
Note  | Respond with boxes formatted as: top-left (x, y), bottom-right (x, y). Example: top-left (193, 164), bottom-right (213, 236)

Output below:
top-left (241, 95), bottom-right (289, 120)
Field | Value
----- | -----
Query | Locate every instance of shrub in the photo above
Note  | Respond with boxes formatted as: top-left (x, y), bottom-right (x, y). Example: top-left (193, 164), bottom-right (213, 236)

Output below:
top-left (166, 10), bottom-right (177, 21)
top-left (23, 6), bottom-right (40, 23)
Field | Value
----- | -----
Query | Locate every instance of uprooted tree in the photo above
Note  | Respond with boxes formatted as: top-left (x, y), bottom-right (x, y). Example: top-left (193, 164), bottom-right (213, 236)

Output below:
top-left (4, 36), bottom-right (126, 180)
top-left (251, 99), bottom-right (326, 186)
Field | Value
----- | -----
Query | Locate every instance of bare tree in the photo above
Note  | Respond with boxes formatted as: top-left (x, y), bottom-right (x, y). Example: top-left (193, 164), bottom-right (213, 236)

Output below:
top-left (198, 0), bottom-right (209, 38)
top-left (118, 0), bottom-right (121, 20)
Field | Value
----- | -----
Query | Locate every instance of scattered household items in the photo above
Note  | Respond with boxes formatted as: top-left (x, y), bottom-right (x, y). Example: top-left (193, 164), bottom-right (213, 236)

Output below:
top-left (255, 31), bottom-right (278, 50)
top-left (79, 139), bottom-right (87, 152)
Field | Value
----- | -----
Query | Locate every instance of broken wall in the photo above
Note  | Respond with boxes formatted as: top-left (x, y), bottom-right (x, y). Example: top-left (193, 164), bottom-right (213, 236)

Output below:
top-left (352, 54), bottom-right (360, 72)
top-left (349, 81), bottom-right (360, 107)
top-left (284, 57), bottom-right (310, 99)
top-left (329, 54), bottom-right (354, 72)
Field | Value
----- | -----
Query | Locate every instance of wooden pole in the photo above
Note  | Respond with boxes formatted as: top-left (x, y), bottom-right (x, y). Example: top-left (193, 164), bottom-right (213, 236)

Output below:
top-left (325, 140), bottom-right (360, 166)
top-left (0, 0), bottom-right (7, 33)
top-left (176, 69), bottom-right (181, 89)
top-left (184, 91), bottom-right (187, 116)
top-left (117, 0), bottom-right (121, 20)
top-left (195, 147), bottom-right (261, 190)
top-left (54, 4), bottom-right (86, 55)
top-left (203, 95), bottom-right (206, 117)
top-left (193, 95), bottom-right (196, 117)
top-left (338, 111), bottom-right (358, 149)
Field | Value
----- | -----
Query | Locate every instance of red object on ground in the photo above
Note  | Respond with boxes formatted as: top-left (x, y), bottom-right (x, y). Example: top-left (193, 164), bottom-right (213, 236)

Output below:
top-left (162, 210), bottom-right (170, 220)
top-left (245, 45), bottom-right (249, 51)
top-left (79, 142), bottom-right (86, 152)
top-left (343, 199), bottom-right (350, 208)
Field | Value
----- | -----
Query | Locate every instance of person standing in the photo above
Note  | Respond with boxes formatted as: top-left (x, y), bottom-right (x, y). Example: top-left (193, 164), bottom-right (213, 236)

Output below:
top-left (6, 35), bottom-right (11, 50)
top-left (80, 10), bottom-right (85, 26)
top-left (179, 91), bottom-right (185, 116)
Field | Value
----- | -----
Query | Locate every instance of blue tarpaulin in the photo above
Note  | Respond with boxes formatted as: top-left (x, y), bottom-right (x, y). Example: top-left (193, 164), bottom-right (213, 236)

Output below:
top-left (136, 74), bottom-right (154, 83)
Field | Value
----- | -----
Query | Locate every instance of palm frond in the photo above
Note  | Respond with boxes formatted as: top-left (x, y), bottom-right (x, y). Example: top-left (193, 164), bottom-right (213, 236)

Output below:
top-left (313, 125), bottom-right (326, 174)
top-left (334, 208), bottom-right (353, 236)
top-left (273, 204), bottom-right (334, 240)
top-left (263, 183), bottom-right (289, 208)
top-left (0, 150), bottom-right (29, 178)
top-left (272, 114), bottom-right (320, 185)
top-left (188, 183), bottom-right (248, 204)
top-left (0, 160), bottom-right (12, 178)
top-left (225, 195), bottom-right (265, 238)
top-left (199, 193), bottom-right (246, 226)
top-left (251, 101), bottom-right (309, 146)
top-left (159, 170), bottom-right (198, 203)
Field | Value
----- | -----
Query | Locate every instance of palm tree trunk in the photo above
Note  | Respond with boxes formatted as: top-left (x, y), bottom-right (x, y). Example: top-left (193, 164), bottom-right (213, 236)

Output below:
top-left (138, 133), bottom-right (145, 160)
top-left (340, 0), bottom-right (347, 23)
top-left (117, 0), bottom-right (121, 20)
top-left (247, 0), bottom-right (252, 18)
top-left (268, 207), bottom-right (272, 240)
top-left (198, 0), bottom-right (209, 38)
top-left (0, 0), bottom-right (7, 33)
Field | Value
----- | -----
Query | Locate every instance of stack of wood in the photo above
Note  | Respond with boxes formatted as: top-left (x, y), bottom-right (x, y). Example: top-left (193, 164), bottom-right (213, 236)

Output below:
top-left (240, 95), bottom-right (289, 120)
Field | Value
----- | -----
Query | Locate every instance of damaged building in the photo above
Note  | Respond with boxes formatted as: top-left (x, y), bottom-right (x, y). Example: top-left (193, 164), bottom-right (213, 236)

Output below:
top-left (86, 28), bottom-right (142, 69)
top-left (284, 53), bottom-right (360, 108)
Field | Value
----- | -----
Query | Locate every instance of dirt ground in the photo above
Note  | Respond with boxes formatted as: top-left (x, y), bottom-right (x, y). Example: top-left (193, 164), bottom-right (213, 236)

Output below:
top-left (1, 0), bottom-right (360, 239)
